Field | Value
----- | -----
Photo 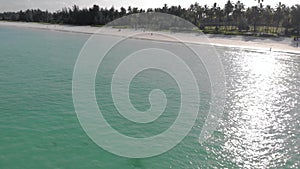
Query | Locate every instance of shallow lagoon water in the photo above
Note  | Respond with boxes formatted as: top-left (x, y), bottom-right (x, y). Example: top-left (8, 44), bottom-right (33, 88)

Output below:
top-left (0, 27), bottom-right (299, 168)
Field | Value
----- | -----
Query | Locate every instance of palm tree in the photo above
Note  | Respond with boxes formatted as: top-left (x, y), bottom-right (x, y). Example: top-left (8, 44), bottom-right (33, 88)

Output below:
top-left (162, 4), bottom-right (168, 13)
top-left (274, 2), bottom-right (286, 33)
top-left (291, 5), bottom-right (300, 33)
top-left (246, 6), bottom-right (260, 32)
top-left (127, 6), bottom-right (132, 14)
top-left (233, 1), bottom-right (244, 30)
top-left (186, 3), bottom-right (205, 28)
top-left (120, 7), bottom-right (126, 17)
top-left (224, 0), bottom-right (234, 30)
top-left (215, 6), bottom-right (223, 29)
top-left (262, 5), bottom-right (274, 33)
top-left (210, 3), bottom-right (218, 24)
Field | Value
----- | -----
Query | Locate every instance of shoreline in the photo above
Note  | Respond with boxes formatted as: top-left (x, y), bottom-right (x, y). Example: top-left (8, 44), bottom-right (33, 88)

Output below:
top-left (1, 21), bottom-right (300, 54)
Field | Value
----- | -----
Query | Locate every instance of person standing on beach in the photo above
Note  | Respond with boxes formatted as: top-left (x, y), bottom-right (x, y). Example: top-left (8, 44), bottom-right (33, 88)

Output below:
top-left (294, 36), bottom-right (299, 47)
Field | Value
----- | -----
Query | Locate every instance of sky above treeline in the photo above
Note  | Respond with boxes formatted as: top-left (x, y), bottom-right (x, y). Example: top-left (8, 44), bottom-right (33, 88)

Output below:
top-left (0, 0), bottom-right (299, 12)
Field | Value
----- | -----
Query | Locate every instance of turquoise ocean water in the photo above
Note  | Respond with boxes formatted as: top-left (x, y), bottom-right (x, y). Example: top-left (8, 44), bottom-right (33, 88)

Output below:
top-left (0, 26), bottom-right (299, 168)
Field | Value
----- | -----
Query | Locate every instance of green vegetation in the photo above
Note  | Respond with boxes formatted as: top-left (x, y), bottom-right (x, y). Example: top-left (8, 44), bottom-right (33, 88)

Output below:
top-left (0, 1), bottom-right (300, 37)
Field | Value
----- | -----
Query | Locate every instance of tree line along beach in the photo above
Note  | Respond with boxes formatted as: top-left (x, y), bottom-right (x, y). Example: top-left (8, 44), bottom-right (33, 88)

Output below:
top-left (0, 1), bottom-right (300, 38)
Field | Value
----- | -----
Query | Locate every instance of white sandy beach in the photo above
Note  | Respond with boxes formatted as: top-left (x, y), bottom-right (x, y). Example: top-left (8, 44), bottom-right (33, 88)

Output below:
top-left (1, 21), bottom-right (300, 53)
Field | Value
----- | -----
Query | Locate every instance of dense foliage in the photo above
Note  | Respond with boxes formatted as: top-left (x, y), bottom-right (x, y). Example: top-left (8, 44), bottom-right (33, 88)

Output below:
top-left (0, 1), bottom-right (300, 36)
